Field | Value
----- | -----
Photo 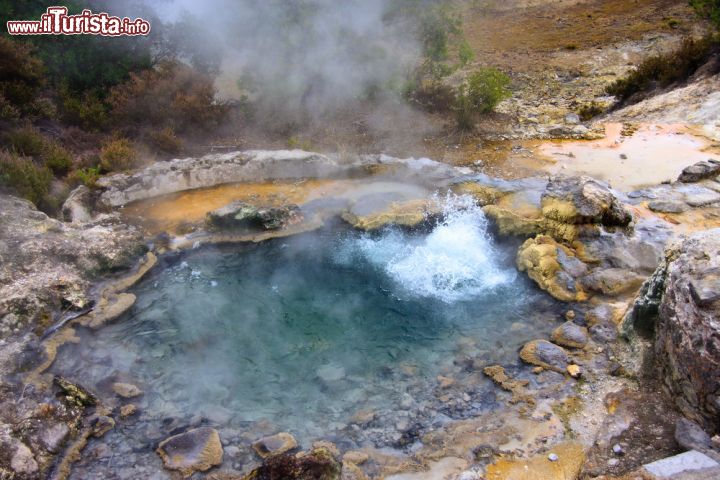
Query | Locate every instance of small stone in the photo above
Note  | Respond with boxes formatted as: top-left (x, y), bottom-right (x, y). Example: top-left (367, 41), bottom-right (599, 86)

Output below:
top-left (112, 382), bottom-right (143, 399)
top-left (520, 340), bottom-right (569, 373)
top-left (565, 310), bottom-right (576, 321)
top-left (548, 453), bottom-right (559, 462)
top-left (351, 409), bottom-right (376, 426)
top-left (343, 451), bottom-right (369, 465)
top-left (567, 364), bottom-right (582, 378)
top-left (551, 322), bottom-right (589, 349)
top-left (612, 444), bottom-right (624, 456)
top-left (252, 432), bottom-right (298, 459)
top-left (92, 415), bottom-right (115, 438)
top-left (648, 200), bottom-right (689, 214)
top-left (532, 367), bottom-right (544, 374)
top-left (437, 375), bottom-right (455, 389)
top-left (120, 404), bottom-right (137, 418)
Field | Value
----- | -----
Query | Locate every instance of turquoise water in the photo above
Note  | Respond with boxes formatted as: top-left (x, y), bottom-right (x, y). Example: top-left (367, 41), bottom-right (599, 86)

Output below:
top-left (54, 196), bottom-right (558, 475)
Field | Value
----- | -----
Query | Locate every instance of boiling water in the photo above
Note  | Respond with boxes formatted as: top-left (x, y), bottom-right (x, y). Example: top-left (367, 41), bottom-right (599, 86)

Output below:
top-left (54, 196), bottom-right (558, 475)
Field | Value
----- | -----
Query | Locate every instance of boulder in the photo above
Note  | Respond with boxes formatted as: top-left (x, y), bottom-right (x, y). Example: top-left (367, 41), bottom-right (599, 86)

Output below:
top-left (252, 432), bottom-right (298, 459)
top-left (581, 268), bottom-right (646, 296)
top-left (519, 340), bottom-right (569, 373)
top-left (207, 202), bottom-right (302, 231)
top-left (630, 229), bottom-right (720, 433)
top-left (157, 427), bottom-right (223, 477)
top-left (551, 322), bottom-right (589, 349)
top-left (243, 446), bottom-right (341, 480)
top-left (516, 235), bottom-right (588, 302)
top-left (678, 159), bottom-right (720, 183)
top-left (541, 176), bottom-right (632, 227)
top-left (61, 185), bottom-right (94, 223)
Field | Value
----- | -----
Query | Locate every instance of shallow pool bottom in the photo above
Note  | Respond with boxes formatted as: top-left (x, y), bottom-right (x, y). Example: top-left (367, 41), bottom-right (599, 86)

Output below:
top-left (53, 201), bottom-right (560, 477)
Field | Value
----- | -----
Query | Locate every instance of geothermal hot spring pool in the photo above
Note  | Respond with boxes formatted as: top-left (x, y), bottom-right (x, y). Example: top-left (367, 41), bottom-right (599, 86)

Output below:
top-left (53, 196), bottom-right (560, 476)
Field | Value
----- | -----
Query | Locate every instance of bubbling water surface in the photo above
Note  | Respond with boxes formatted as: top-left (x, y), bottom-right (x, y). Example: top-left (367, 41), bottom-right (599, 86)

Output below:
top-left (53, 195), bottom-right (559, 477)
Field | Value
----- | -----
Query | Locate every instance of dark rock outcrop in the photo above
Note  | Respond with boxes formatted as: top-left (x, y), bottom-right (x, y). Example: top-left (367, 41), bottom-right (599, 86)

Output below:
top-left (243, 446), bottom-right (341, 480)
top-left (207, 202), bottom-right (302, 231)
top-left (678, 159), bottom-right (720, 183)
top-left (626, 229), bottom-right (720, 433)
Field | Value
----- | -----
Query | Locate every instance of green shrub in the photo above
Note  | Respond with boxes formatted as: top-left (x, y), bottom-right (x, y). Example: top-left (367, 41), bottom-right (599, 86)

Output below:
top-left (69, 166), bottom-right (101, 189)
top-left (99, 138), bottom-right (138, 172)
top-left (606, 36), bottom-right (718, 103)
top-left (42, 142), bottom-right (73, 175)
top-left (578, 101), bottom-right (605, 121)
top-left (690, 0), bottom-right (720, 30)
top-left (454, 67), bottom-right (512, 129)
top-left (5, 127), bottom-right (45, 157)
top-left (0, 150), bottom-right (53, 206)
top-left (148, 127), bottom-right (182, 154)
top-left (60, 86), bottom-right (109, 131)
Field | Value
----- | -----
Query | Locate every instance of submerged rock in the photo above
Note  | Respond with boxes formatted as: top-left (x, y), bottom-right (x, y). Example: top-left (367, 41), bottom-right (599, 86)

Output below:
top-left (112, 382), bottom-right (143, 399)
top-left (252, 432), bottom-right (298, 459)
top-left (519, 340), bottom-right (569, 373)
top-left (243, 446), bottom-right (341, 480)
top-left (516, 235), bottom-right (588, 302)
top-left (551, 322), bottom-right (589, 349)
top-left (207, 201), bottom-right (302, 231)
top-left (157, 427), bottom-right (223, 477)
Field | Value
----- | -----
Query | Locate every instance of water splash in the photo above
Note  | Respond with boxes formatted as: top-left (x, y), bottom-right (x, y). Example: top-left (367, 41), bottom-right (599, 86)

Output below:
top-left (343, 193), bottom-right (515, 302)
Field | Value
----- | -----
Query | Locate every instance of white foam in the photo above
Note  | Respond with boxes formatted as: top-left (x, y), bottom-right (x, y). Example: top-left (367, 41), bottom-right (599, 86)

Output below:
top-left (346, 194), bottom-right (515, 302)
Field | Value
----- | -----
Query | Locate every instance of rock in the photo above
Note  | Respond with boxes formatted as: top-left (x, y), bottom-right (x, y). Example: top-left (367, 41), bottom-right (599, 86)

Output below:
top-left (581, 268), bottom-right (646, 296)
top-left (651, 229), bottom-right (720, 433)
top-left (243, 446), bottom-right (341, 480)
top-left (648, 200), bottom-right (689, 213)
top-left (519, 340), bottom-right (569, 373)
top-left (252, 432), bottom-right (298, 459)
top-left (342, 198), bottom-right (440, 231)
top-left (516, 235), bottom-right (588, 302)
top-left (678, 184), bottom-right (720, 207)
top-left (548, 453), bottom-right (559, 462)
top-left (343, 451), bottom-right (369, 465)
top-left (565, 113), bottom-right (580, 124)
top-left (437, 375), bottom-right (455, 389)
top-left (207, 201), bottom-right (302, 231)
top-left (92, 415), bottom-right (116, 438)
top-left (612, 444), bottom-right (624, 456)
top-left (54, 376), bottom-right (97, 407)
top-left (112, 382), bottom-right (143, 399)
top-left (351, 409), bottom-right (376, 427)
top-left (678, 160), bottom-right (720, 183)
top-left (566, 365), bottom-right (582, 378)
top-left (452, 182), bottom-right (506, 206)
top-left (643, 450), bottom-right (720, 478)
top-left (541, 176), bottom-right (632, 227)
top-left (551, 322), bottom-right (589, 349)
top-left (157, 427), bottom-right (223, 477)
top-left (675, 418), bottom-right (715, 456)
top-left (61, 185), bottom-right (94, 223)
top-left (11, 441), bottom-right (39, 475)
top-left (40, 423), bottom-right (70, 453)
top-left (120, 404), bottom-right (137, 418)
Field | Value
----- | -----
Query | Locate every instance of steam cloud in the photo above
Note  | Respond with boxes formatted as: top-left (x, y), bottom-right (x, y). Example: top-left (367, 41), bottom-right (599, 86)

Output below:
top-left (126, 0), bottom-right (424, 125)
